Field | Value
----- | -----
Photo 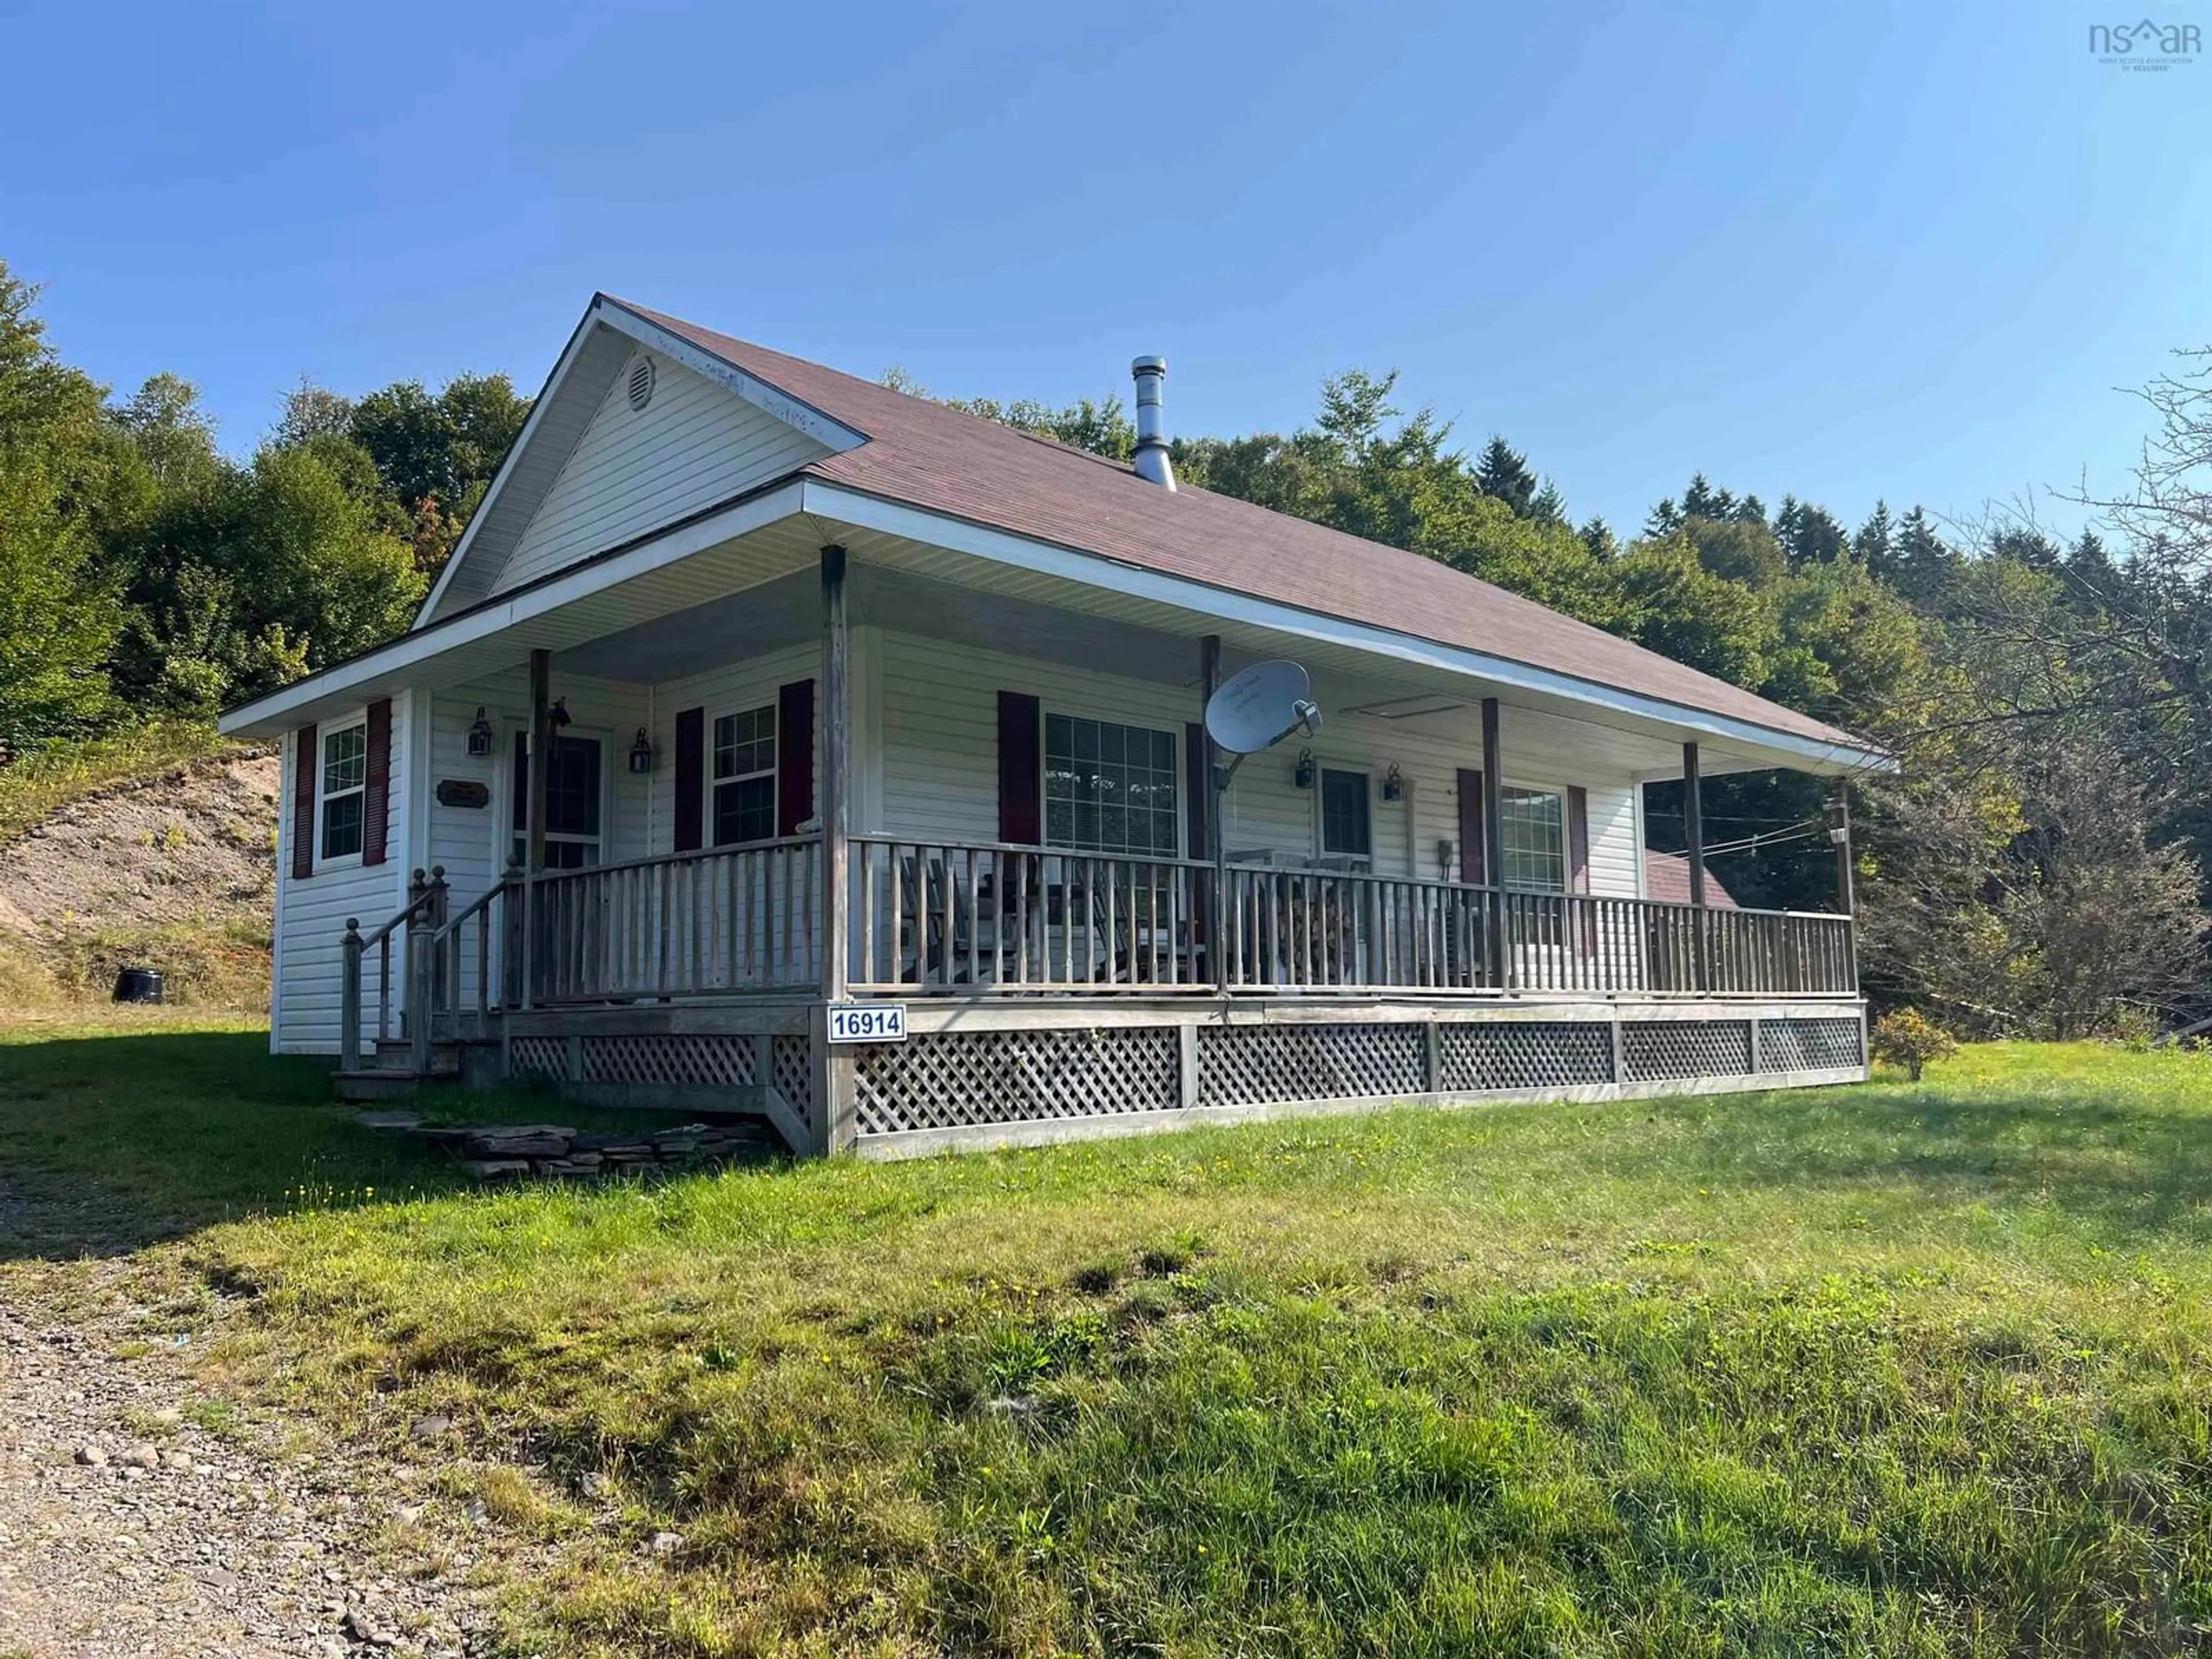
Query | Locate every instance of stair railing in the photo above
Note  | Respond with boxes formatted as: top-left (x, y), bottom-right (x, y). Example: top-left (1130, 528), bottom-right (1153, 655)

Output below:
top-left (423, 860), bottom-right (520, 1043)
top-left (338, 866), bottom-right (448, 1069)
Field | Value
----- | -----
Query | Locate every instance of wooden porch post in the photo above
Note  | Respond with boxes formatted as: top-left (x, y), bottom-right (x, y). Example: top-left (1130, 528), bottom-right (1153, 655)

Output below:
top-left (1199, 634), bottom-right (1222, 991)
top-left (816, 544), bottom-right (857, 1155)
top-left (1682, 740), bottom-right (1708, 991)
top-left (1198, 635), bottom-right (1221, 861)
top-left (521, 647), bottom-right (551, 1009)
top-left (1481, 696), bottom-right (1505, 989)
top-left (1831, 789), bottom-right (1855, 915)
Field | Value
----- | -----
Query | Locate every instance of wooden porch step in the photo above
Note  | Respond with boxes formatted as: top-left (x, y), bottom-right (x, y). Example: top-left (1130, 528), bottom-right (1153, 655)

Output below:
top-left (369, 1037), bottom-right (461, 1075)
top-left (334, 1068), bottom-right (461, 1104)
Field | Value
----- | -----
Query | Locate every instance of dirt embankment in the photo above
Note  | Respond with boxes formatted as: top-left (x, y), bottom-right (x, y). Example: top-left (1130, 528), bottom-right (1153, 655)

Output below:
top-left (0, 753), bottom-right (278, 1009)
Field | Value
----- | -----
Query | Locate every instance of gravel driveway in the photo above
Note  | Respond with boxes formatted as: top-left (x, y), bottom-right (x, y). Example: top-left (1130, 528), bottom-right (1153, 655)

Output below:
top-left (1, 1226), bottom-right (498, 1657)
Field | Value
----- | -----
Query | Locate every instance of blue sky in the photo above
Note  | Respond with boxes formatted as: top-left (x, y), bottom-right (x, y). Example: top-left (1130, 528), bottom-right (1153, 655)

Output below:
top-left (3, 1), bottom-right (2205, 541)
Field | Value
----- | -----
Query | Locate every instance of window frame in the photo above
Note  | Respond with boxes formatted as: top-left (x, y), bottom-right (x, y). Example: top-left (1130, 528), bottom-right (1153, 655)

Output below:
top-left (315, 716), bottom-right (369, 869)
top-left (1318, 767), bottom-right (1374, 863)
top-left (709, 701), bottom-right (781, 849)
top-left (1498, 782), bottom-right (1567, 894)
top-left (505, 723), bottom-right (612, 872)
top-left (1040, 709), bottom-right (1183, 859)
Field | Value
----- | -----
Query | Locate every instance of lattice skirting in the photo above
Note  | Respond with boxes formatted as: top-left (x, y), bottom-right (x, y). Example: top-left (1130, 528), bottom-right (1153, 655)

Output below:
top-left (772, 1035), bottom-right (815, 1127)
top-left (581, 1033), bottom-right (756, 1087)
top-left (1622, 1019), bottom-right (1753, 1081)
top-left (1759, 1016), bottom-right (1863, 1073)
top-left (853, 1027), bottom-right (1180, 1137)
top-left (1438, 1021), bottom-right (1613, 1092)
top-left (1199, 1023), bottom-right (1426, 1108)
top-left (502, 1008), bottom-right (1861, 1150)
top-left (508, 1034), bottom-right (566, 1082)
top-left (503, 1029), bottom-right (811, 1131)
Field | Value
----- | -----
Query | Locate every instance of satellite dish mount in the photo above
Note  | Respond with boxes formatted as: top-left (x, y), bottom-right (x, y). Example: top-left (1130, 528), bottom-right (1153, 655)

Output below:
top-left (1200, 661), bottom-right (1323, 984)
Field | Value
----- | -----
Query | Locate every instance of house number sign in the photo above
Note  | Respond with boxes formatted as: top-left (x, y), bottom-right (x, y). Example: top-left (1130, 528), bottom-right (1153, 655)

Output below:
top-left (435, 779), bottom-right (491, 809)
top-left (827, 1003), bottom-right (907, 1044)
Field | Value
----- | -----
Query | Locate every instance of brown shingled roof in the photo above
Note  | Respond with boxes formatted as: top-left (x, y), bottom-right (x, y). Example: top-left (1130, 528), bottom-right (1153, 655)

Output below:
top-left (611, 297), bottom-right (1874, 758)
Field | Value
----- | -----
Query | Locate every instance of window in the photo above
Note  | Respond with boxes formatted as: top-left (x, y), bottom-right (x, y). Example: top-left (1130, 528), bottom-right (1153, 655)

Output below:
top-left (1499, 786), bottom-right (1566, 892)
top-left (712, 704), bottom-right (778, 846)
top-left (510, 733), bottom-right (604, 869)
top-left (1044, 714), bottom-right (1178, 855)
top-left (1320, 769), bottom-right (1372, 859)
top-left (319, 722), bottom-right (367, 862)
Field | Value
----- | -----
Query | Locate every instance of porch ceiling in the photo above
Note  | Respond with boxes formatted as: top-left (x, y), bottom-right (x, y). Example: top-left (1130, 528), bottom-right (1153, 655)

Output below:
top-left (219, 490), bottom-right (824, 734)
top-left (555, 552), bottom-right (1818, 782)
top-left (802, 520), bottom-right (1868, 781)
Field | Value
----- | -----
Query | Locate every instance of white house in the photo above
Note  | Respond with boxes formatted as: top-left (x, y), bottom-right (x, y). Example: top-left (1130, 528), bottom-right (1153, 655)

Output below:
top-left (220, 295), bottom-right (1888, 1158)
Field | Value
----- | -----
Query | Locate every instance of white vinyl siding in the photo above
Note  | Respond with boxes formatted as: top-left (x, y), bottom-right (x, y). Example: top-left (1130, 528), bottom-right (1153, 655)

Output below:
top-left (648, 645), bottom-right (822, 853)
top-left (490, 353), bottom-right (829, 598)
top-left (272, 696), bottom-right (414, 1056)
top-left (872, 632), bottom-right (1642, 897)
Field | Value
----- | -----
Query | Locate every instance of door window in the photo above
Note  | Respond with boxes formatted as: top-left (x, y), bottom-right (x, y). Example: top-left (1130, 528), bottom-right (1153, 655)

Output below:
top-left (511, 733), bottom-right (603, 869)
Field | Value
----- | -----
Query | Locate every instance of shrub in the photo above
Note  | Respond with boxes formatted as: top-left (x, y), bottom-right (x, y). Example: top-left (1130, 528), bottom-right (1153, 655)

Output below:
top-left (1871, 1007), bottom-right (1957, 1081)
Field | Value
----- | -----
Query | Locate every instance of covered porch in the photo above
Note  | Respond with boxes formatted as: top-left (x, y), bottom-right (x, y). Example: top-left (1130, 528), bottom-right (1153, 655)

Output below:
top-left (250, 480), bottom-right (1873, 1156)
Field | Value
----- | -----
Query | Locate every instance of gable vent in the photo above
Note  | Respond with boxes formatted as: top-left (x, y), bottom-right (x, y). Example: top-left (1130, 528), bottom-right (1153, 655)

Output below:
top-left (626, 354), bottom-right (657, 412)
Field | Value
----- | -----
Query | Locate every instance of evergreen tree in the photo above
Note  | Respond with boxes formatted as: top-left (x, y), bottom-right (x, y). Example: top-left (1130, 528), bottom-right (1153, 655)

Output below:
top-left (1853, 501), bottom-right (1896, 577)
top-left (1775, 496), bottom-right (1849, 565)
top-left (1474, 435), bottom-right (1539, 517)
top-left (1679, 472), bottom-right (1736, 521)
top-left (1890, 506), bottom-right (1959, 603)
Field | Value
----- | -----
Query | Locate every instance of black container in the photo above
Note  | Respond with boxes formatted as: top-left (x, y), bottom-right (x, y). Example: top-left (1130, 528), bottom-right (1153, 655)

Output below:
top-left (112, 966), bottom-right (165, 1005)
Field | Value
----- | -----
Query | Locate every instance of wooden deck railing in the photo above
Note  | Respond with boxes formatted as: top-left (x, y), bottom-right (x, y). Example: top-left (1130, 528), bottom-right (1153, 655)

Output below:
top-left (516, 837), bottom-right (822, 1004)
top-left (366, 835), bottom-right (1853, 1022)
top-left (847, 835), bottom-right (1855, 999)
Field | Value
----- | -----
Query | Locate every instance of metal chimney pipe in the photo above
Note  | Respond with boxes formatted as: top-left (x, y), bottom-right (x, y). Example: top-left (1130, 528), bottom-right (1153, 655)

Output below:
top-left (1131, 355), bottom-right (1175, 490)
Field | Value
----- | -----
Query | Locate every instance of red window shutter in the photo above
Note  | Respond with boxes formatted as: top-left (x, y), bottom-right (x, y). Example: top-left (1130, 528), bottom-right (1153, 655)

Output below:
top-left (673, 707), bottom-right (704, 853)
top-left (361, 699), bottom-right (392, 867)
top-left (776, 679), bottom-right (815, 838)
top-left (1456, 768), bottom-right (1484, 884)
top-left (998, 692), bottom-right (1043, 844)
top-left (291, 724), bottom-right (318, 880)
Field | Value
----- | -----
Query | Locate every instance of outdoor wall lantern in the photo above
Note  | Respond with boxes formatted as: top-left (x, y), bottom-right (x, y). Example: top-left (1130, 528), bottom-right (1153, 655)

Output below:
top-left (628, 727), bottom-right (656, 775)
top-left (1381, 763), bottom-right (1405, 802)
top-left (1825, 795), bottom-right (1850, 845)
top-left (466, 707), bottom-right (495, 757)
top-left (1293, 747), bottom-right (1317, 790)
top-left (550, 697), bottom-right (574, 729)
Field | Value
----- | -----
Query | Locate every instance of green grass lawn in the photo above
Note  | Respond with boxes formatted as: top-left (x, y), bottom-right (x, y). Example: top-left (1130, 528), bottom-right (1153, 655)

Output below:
top-left (5, 1021), bottom-right (2212, 1656)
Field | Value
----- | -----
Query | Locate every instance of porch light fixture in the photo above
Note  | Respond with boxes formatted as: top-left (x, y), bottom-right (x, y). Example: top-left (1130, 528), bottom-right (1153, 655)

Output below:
top-left (1825, 796), bottom-right (1850, 845)
top-left (1293, 747), bottom-right (1316, 790)
top-left (1381, 763), bottom-right (1404, 802)
top-left (466, 707), bottom-right (494, 757)
top-left (628, 727), bottom-right (655, 775)
top-left (550, 698), bottom-right (573, 729)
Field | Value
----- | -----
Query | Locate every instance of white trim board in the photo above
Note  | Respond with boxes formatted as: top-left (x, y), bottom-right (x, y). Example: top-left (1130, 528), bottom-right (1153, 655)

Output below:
top-left (593, 298), bottom-right (867, 454)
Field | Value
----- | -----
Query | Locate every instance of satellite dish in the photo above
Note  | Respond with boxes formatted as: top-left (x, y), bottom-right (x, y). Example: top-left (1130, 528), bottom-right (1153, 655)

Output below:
top-left (1206, 660), bottom-right (1323, 755)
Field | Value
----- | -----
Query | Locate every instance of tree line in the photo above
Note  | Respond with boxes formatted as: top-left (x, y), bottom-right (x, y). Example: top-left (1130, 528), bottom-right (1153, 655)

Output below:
top-left (0, 260), bottom-right (528, 739)
top-left (6, 257), bottom-right (2206, 1036)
